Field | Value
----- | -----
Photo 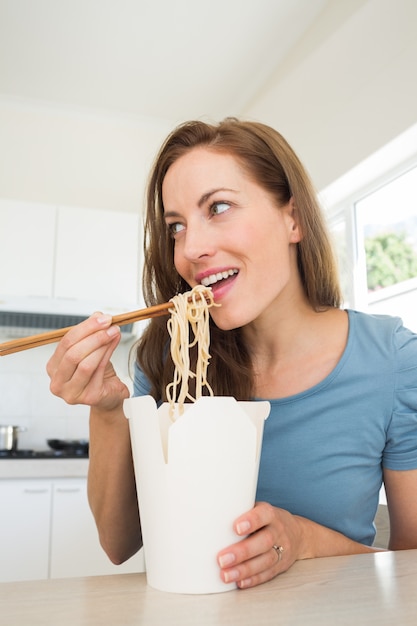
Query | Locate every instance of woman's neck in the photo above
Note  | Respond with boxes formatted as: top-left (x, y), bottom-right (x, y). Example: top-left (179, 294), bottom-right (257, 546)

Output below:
top-left (244, 306), bottom-right (348, 399)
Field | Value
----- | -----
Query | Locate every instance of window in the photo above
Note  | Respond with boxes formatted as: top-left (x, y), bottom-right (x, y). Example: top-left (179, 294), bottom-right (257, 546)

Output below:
top-left (356, 166), bottom-right (417, 330)
top-left (322, 124), bottom-right (417, 332)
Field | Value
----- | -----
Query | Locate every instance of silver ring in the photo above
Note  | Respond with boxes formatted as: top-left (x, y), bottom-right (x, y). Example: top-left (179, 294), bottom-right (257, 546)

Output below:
top-left (272, 545), bottom-right (284, 562)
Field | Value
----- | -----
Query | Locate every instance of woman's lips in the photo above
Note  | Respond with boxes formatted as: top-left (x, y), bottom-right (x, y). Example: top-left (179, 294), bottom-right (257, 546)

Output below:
top-left (205, 271), bottom-right (238, 299)
top-left (200, 268), bottom-right (238, 288)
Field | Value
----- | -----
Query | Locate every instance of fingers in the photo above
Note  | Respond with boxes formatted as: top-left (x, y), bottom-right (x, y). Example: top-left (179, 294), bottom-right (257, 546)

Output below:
top-left (46, 313), bottom-right (125, 408)
top-left (217, 502), bottom-right (291, 589)
top-left (47, 313), bottom-right (114, 372)
top-left (222, 545), bottom-right (286, 589)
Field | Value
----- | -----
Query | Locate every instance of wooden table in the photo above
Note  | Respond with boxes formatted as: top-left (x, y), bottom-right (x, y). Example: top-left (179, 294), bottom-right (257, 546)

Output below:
top-left (1, 550), bottom-right (416, 625)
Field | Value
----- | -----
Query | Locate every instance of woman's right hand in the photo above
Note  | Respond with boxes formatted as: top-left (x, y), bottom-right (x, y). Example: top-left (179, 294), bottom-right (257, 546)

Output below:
top-left (46, 312), bottom-right (130, 411)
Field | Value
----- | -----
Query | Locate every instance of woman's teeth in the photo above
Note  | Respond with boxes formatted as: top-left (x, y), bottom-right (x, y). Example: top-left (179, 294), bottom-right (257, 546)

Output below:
top-left (201, 269), bottom-right (238, 287)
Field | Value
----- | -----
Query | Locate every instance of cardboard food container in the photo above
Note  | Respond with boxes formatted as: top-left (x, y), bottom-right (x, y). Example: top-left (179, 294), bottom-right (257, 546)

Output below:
top-left (124, 395), bottom-right (270, 594)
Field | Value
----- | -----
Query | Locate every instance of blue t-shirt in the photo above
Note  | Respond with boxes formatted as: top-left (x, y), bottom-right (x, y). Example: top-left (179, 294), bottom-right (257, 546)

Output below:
top-left (133, 310), bottom-right (417, 546)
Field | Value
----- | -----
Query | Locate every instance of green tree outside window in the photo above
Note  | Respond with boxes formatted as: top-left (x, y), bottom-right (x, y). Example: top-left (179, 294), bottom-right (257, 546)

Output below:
top-left (365, 232), bottom-right (417, 292)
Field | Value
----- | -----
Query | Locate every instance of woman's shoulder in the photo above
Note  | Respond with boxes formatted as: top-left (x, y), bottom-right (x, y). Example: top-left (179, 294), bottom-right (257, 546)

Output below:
top-left (347, 309), bottom-right (417, 360)
top-left (347, 308), bottom-right (404, 330)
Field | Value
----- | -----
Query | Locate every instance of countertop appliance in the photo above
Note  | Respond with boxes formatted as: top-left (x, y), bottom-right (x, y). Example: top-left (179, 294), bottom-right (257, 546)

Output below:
top-left (0, 296), bottom-right (135, 340)
top-left (0, 448), bottom-right (89, 459)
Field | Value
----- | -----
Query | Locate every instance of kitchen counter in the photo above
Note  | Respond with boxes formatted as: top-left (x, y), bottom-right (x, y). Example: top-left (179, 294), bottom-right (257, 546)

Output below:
top-left (0, 457), bottom-right (89, 479)
top-left (1, 549), bottom-right (416, 625)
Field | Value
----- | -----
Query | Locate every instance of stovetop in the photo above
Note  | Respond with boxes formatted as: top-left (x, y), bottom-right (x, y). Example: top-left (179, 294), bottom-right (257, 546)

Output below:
top-left (0, 449), bottom-right (89, 459)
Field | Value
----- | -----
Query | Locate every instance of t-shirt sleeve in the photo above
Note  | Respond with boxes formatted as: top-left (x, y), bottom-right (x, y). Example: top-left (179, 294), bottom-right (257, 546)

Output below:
top-left (383, 321), bottom-right (417, 470)
top-left (132, 361), bottom-right (152, 397)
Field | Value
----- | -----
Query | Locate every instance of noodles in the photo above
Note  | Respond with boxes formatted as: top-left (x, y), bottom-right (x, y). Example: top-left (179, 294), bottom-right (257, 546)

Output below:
top-left (166, 285), bottom-right (218, 418)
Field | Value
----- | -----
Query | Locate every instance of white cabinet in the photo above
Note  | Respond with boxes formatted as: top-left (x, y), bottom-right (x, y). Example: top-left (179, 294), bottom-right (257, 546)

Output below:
top-left (0, 478), bottom-right (144, 583)
top-left (0, 480), bottom-right (51, 582)
top-left (0, 200), bottom-right (56, 297)
top-left (54, 206), bottom-right (140, 309)
top-left (50, 478), bottom-right (144, 578)
top-left (0, 199), bottom-right (140, 310)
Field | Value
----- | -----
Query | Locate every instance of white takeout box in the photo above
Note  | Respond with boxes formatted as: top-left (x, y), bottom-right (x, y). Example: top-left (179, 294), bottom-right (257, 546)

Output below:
top-left (124, 395), bottom-right (270, 594)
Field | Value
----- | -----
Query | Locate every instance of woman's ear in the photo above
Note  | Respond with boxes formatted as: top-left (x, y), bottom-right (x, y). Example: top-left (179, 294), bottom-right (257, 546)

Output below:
top-left (286, 197), bottom-right (302, 243)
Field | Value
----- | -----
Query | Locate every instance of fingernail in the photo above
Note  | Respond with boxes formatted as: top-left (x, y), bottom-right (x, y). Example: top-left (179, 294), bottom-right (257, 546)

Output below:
top-left (236, 520), bottom-right (250, 535)
top-left (97, 314), bottom-right (112, 325)
top-left (219, 553), bottom-right (235, 568)
top-left (106, 325), bottom-right (120, 338)
top-left (224, 568), bottom-right (240, 583)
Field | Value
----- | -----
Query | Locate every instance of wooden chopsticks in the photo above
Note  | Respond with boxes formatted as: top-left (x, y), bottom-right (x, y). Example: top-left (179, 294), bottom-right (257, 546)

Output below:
top-left (0, 301), bottom-right (173, 356)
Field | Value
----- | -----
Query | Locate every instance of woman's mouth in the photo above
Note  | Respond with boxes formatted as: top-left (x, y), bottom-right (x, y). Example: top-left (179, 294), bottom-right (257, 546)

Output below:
top-left (200, 269), bottom-right (238, 288)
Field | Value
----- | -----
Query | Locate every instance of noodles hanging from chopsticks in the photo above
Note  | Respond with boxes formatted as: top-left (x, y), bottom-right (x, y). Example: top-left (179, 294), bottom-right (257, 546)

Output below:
top-left (166, 285), bottom-right (218, 417)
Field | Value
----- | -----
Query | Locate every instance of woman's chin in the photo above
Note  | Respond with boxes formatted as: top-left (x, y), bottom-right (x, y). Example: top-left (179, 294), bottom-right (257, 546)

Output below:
top-left (210, 312), bottom-right (243, 332)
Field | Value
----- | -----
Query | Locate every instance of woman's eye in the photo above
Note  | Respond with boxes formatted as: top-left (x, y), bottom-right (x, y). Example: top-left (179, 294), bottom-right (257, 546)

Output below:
top-left (211, 201), bottom-right (231, 215)
top-left (168, 222), bottom-right (185, 236)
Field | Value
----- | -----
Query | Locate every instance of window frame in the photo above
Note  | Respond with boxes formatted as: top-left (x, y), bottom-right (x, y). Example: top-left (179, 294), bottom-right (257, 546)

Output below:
top-left (321, 124), bottom-right (417, 313)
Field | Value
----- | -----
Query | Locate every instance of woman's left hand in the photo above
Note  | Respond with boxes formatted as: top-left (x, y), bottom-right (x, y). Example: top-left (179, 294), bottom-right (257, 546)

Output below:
top-left (217, 502), bottom-right (303, 589)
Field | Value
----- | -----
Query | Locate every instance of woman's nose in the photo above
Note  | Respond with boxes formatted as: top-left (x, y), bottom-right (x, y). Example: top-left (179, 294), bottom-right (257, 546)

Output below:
top-left (182, 221), bottom-right (215, 261)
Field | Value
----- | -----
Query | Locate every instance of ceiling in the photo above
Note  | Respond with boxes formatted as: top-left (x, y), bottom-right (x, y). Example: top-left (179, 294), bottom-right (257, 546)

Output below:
top-left (0, 0), bottom-right (329, 123)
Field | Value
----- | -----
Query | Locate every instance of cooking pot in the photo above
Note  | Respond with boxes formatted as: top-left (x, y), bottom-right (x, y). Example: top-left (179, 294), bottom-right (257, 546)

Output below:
top-left (0, 425), bottom-right (27, 451)
top-left (47, 439), bottom-right (89, 454)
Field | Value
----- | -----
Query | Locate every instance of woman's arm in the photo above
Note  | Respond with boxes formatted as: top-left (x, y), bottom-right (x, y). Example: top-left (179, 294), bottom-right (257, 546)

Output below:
top-left (384, 468), bottom-right (417, 550)
top-left (47, 313), bottom-right (142, 564)
top-left (87, 405), bottom-right (142, 564)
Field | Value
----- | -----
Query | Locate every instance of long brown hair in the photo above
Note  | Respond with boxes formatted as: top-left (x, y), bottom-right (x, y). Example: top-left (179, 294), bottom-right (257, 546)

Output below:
top-left (136, 118), bottom-right (341, 401)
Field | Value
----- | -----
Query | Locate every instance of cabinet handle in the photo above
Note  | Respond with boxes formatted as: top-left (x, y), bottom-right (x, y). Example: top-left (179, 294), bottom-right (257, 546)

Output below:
top-left (56, 488), bottom-right (82, 494)
top-left (23, 488), bottom-right (49, 494)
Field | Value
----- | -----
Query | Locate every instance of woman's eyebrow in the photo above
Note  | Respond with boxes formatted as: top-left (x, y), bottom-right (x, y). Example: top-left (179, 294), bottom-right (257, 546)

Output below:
top-left (163, 187), bottom-right (237, 218)
top-left (163, 209), bottom-right (181, 219)
top-left (197, 187), bottom-right (236, 207)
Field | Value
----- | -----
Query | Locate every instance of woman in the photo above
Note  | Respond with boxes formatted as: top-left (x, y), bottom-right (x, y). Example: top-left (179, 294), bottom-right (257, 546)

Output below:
top-left (47, 118), bottom-right (417, 589)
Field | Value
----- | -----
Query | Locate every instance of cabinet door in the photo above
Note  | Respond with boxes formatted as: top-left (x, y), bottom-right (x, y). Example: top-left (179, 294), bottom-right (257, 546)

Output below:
top-left (54, 206), bottom-right (140, 310)
top-left (0, 480), bottom-right (51, 582)
top-left (0, 200), bottom-right (56, 297)
top-left (50, 479), bottom-right (144, 578)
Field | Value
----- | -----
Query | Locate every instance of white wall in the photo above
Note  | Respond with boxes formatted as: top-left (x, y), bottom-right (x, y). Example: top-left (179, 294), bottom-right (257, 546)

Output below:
top-left (0, 97), bottom-right (172, 213)
top-left (244, 0), bottom-right (417, 191)
top-left (1, 0), bottom-right (416, 209)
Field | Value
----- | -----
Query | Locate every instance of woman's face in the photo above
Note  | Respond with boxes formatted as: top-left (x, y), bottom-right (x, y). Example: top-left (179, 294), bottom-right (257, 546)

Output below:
top-left (162, 147), bottom-right (301, 330)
